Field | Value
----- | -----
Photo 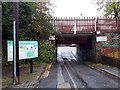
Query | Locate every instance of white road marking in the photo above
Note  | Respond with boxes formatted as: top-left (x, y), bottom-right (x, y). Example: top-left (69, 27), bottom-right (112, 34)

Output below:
top-left (64, 64), bottom-right (78, 89)
top-left (57, 64), bottom-right (71, 88)
top-left (57, 64), bottom-right (65, 83)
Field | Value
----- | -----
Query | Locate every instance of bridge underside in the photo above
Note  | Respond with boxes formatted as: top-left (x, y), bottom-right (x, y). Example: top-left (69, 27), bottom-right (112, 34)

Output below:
top-left (53, 17), bottom-right (120, 65)
top-left (56, 33), bottom-right (96, 62)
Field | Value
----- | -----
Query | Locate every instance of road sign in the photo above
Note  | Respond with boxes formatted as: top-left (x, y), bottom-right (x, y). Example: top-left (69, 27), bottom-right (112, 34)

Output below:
top-left (7, 41), bottom-right (38, 62)
top-left (49, 35), bottom-right (56, 41)
top-left (96, 30), bottom-right (100, 35)
top-left (96, 36), bottom-right (107, 42)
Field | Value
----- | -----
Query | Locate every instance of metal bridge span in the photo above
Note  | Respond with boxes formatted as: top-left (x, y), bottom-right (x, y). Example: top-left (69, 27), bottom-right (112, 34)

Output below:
top-left (51, 17), bottom-right (120, 63)
top-left (51, 17), bottom-right (120, 33)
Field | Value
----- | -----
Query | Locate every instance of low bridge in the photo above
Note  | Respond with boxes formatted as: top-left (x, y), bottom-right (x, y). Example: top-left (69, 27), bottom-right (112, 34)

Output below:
top-left (51, 17), bottom-right (120, 65)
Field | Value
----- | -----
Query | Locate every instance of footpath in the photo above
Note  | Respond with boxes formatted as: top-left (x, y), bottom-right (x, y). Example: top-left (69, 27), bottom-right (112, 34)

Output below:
top-left (2, 63), bottom-right (53, 88)
top-left (84, 62), bottom-right (120, 79)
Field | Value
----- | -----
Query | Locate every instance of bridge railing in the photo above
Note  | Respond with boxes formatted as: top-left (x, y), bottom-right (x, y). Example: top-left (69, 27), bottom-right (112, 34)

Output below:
top-left (97, 17), bottom-right (120, 32)
top-left (50, 17), bottom-right (120, 32)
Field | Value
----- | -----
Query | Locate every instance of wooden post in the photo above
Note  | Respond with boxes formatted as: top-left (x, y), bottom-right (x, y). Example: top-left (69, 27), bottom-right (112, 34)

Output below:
top-left (30, 60), bottom-right (33, 73)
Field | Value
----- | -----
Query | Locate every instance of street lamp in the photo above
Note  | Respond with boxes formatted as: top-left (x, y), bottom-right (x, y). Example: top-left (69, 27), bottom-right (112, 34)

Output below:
top-left (13, 0), bottom-right (19, 85)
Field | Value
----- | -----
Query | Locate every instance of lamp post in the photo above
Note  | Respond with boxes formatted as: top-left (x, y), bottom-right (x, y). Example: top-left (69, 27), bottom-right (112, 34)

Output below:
top-left (13, 0), bottom-right (19, 85)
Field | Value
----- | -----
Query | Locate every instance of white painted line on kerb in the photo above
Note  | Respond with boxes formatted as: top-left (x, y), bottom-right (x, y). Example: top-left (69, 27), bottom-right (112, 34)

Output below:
top-left (57, 63), bottom-right (71, 88)
top-left (57, 64), bottom-right (65, 83)
top-left (64, 64), bottom-right (78, 89)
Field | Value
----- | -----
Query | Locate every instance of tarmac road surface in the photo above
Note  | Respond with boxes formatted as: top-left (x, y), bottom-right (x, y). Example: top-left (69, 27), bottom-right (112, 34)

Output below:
top-left (37, 47), bottom-right (119, 88)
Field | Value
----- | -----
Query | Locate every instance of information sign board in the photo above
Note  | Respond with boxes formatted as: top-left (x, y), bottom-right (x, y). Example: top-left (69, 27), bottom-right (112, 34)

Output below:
top-left (7, 41), bottom-right (38, 61)
top-left (96, 36), bottom-right (107, 42)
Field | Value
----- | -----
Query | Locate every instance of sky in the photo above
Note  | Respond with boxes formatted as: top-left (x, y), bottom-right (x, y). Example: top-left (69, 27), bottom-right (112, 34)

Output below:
top-left (50, 0), bottom-right (103, 17)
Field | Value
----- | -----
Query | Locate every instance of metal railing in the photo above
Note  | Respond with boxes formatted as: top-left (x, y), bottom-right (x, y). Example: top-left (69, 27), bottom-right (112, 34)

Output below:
top-left (50, 17), bottom-right (120, 32)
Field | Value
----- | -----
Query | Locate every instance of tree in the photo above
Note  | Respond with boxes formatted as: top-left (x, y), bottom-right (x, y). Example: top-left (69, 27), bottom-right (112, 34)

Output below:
top-left (21, 2), bottom-right (61, 40)
top-left (2, 2), bottom-right (61, 66)
top-left (96, 0), bottom-right (120, 17)
top-left (2, 2), bottom-right (60, 40)
top-left (2, 2), bottom-right (34, 39)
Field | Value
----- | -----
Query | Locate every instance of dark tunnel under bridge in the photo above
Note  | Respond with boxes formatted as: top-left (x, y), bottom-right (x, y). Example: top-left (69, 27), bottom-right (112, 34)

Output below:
top-left (56, 34), bottom-right (96, 62)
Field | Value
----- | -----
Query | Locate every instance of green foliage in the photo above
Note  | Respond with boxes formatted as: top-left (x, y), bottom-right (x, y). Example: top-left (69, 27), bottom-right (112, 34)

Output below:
top-left (2, 40), bottom-right (7, 66)
top-left (19, 2), bottom-right (34, 28)
top-left (2, 2), bottom-right (34, 40)
top-left (2, 2), bottom-right (60, 67)
top-left (2, 2), bottom-right (13, 39)
top-left (2, 2), bottom-right (59, 40)
top-left (34, 40), bottom-right (56, 63)
top-left (21, 2), bottom-right (58, 40)
top-left (96, 0), bottom-right (120, 17)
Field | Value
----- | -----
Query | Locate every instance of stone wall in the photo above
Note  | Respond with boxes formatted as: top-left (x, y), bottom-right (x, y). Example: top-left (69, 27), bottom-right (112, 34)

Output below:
top-left (96, 32), bottom-right (120, 67)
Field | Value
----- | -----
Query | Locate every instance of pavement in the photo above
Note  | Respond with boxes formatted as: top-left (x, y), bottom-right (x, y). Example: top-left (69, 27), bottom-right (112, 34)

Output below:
top-left (57, 47), bottom-right (119, 88)
top-left (84, 61), bottom-right (120, 79)
top-left (2, 63), bottom-right (53, 89)
top-left (37, 60), bottom-right (119, 88)
top-left (37, 62), bottom-right (75, 88)
top-left (37, 63), bottom-right (58, 88)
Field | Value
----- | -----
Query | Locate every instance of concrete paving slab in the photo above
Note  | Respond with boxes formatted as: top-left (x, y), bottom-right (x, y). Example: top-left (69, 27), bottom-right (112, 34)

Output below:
top-left (57, 82), bottom-right (71, 88)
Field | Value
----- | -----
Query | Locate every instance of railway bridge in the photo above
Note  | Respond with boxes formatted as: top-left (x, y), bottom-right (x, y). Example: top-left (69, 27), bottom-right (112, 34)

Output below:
top-left (38, 17), bottom-right (120, 88)
top-left (51, 17), bottom-right (120, 65)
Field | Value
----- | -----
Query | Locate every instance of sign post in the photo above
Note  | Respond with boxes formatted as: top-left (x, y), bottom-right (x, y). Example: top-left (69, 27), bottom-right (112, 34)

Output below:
top-left (30, 60), bottom-right (33, 73)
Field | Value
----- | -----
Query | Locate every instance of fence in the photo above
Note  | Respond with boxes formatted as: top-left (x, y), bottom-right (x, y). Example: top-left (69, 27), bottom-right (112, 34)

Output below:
top-left (102, 45), bottom-right (120, 60)
top-left (50, 17), bottom-right (120, 32)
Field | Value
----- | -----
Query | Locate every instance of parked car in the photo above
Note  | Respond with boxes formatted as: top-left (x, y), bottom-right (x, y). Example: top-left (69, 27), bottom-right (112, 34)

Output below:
top-left (70, 44), bottom-right (76, 47)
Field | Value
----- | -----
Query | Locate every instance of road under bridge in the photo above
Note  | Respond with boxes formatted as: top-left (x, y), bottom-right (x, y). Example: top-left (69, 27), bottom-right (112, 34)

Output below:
top-left (53, 17), bottom-right (120, 66)
top-left (37, 17), bottom-right (120, 88)
top-left (56, 33), bottom-right (96, 62)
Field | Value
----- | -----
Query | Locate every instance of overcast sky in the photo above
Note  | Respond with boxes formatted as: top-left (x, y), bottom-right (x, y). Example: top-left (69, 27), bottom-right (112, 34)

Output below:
top-left (51, 0), bottom-right (103, 17)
